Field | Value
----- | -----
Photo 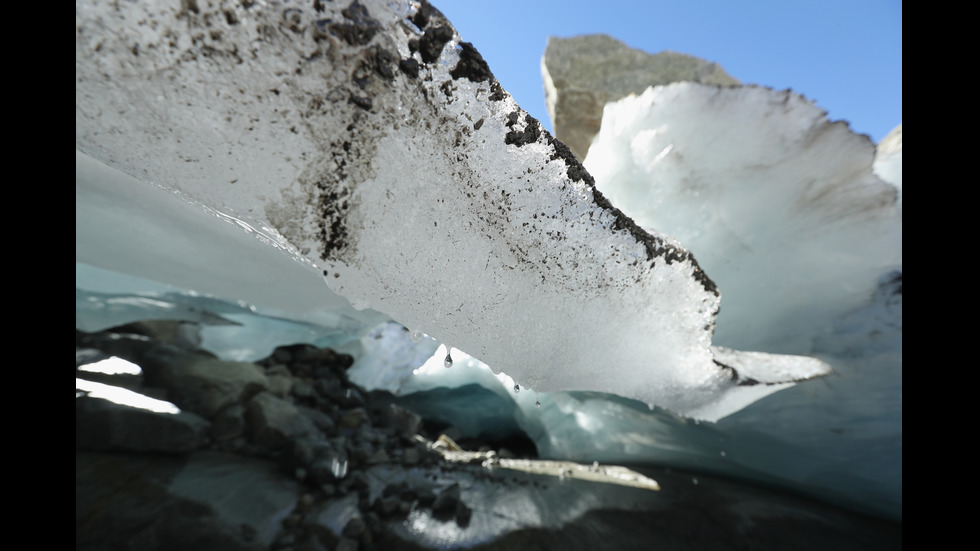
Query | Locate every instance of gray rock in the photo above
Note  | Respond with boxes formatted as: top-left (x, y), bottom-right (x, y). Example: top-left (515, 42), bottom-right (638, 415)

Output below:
top-left (386, 403), bottom-right (422, 436)
top-left (210, 403), bottom-right (247, 442)
top-left (430, 482), bottom-right (463, 522)
top-left (542, 34), bottom-right (739, 160)
top-left (76, 450), bottom-right (300, 550)
top-left (76, 394), bottom-right (210, 454)
top-left (292, 378), bottom-right (316, 399)
top-left (339, 407), bottom-right (370, 429)
top-left (77, 344), bottom-right (902, 551)
top-left (246, 392), bottom-right (320, 449)
top-left (291, 437), bottom-right (318, 468)
top-left (402, 447), bottom-right (420, 465)
top-left (314, 377), bottom-right (343, 400)
top-left (342, 517), bottom-right (367, 538)
top-left (337, 388), bottom-right (367, 409)
top-left (298, 405), bottom-right (338, 435)
top-left (119, 319), bottom-right (203, 350)
top-left (374, 495), bottom-right (401, 517)
top-left (365, 447), bottom-right (391, 465)
top-left (264, 364), bottom-right (294, 398)
top-left (271, 347), bottom-right (294, 365)
top-left (141, 351), bottom-right (269, 419)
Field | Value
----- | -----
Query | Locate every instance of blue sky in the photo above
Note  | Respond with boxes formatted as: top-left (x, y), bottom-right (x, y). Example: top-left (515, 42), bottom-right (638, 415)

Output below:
top-left (435, 0), bottom-right (902, 144)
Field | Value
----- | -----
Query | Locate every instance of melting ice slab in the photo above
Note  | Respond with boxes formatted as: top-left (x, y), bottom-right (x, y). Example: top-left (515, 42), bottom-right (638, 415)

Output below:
top-left (584, 84), bottom-right (902, 355)
top-left (75, 0), bottom-right (828, 420)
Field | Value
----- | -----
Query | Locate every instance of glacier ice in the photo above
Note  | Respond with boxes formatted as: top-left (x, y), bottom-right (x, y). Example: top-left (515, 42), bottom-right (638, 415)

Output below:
top-left (569, 84), bottom-right (901, 518)
top-left (584, 83), bottom-right (902, 354)
top-left (75, 0), bottom-right (828, 420)
top-left (75, 0), bottom-right (900, 522)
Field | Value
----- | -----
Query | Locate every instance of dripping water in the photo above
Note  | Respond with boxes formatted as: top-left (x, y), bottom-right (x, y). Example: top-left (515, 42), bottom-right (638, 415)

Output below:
top-left (444, 346), bottom-right (453, 368)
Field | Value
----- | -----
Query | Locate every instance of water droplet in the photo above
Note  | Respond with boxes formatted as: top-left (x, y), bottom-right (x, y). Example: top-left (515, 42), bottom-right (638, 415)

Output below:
top-left (331, 453), bottom-right (348, 479)
top-left (720, 450), bottom-right (726, 457)
top-left (513, 384), bottom-right (520, 393)
top-left (410, 329), bottom-right (423, 343)
top-left (444, 350), bottom-right (453, 368)
top-left (692, 477), bottom-right (699, 485)
top-left (535, 400), bottom-right (541, 408)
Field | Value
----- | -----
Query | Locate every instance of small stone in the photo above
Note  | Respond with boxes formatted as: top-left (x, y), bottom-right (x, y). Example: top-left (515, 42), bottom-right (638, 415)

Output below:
top-left (240, 523), bottom-right (257, 542)
top-left (399, 58), bottom-right (419, 78)
top-left (374, 495), bottom-right (400, 517)
top-left (416, 488), bottom-right (436, 508)
top-left (456, 502), bottom-right (472, 527)
top-left (292, 379), bottom-right (315, 399)
top-left (265, 367), bottom-right (294, 398)
top-left (386, 404), bottom-right (422, 436)
top-left (366, 447), bottom-right (390, 465)
top-left (402, 447), bottom-right (420, 465)
top-left (298, 405), bottom-right (337, 434)
top-left (342, 517), bottom-right (366, 538)
top-left (266, 364), bottom-right (291, 376)
top-left (210, 403), bottom-right (246, 441)
top-left (315, 377), bottom-right (341, 399)
top-left (290, 344), bottom-right (325, 363)
top-left (292, 438), bottom-right (316, 467)
top-left (340, 388), bottom-right (366, 408)
top-left (339, 408), bottom-right (370, 429)
top-left (430, 483), bottom-right (462, 522)
top-left (282, 513), bottom-right (302, 527)
top-left (276, 532), bottom-right (296, 548)
top-left (418, 25), bottom-right (453, 64)
top-left (245, 392), bottom-right (319, 449)
top-left (298, 493), bottom-right (315, 511)
top-left (272, 348), bottom-right (293, 364)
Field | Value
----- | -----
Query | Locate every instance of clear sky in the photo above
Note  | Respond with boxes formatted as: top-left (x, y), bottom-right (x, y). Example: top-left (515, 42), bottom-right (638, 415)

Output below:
top-left (434, 0), bottom-right (902, 144)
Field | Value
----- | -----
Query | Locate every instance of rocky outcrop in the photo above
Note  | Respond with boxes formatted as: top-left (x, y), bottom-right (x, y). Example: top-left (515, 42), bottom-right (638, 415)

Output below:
top-left (541, 34), bottom-right (740, 160)
top-left (76, 394), bottom-right (211, 453)
top-left (77, 320), bottom-right (901, 550)
top-left (76, 321), bottom-right (446, 549)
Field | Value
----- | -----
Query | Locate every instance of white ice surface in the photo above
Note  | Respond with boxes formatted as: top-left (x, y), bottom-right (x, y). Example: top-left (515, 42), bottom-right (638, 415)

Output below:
top-left (584, 84), bottom-right (902, 354)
